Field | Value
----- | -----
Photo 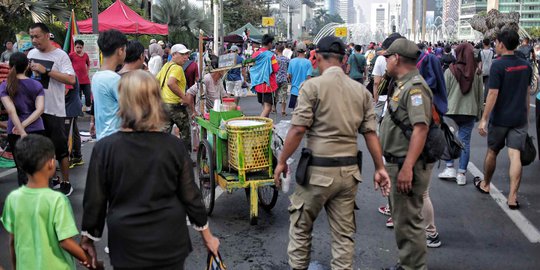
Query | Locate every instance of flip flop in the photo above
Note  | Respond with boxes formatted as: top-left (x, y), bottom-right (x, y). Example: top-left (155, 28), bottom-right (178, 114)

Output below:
top-left (508, 201), bottom-right (520, 210)
top-left (473, 177), bottom-right (489, 194)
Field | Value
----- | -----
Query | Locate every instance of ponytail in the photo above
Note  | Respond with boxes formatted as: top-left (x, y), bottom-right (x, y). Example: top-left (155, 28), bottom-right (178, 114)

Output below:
top-left (5, 52), bottom-right (29, 99)
top-left (6, 66), bottom-right (19, 99)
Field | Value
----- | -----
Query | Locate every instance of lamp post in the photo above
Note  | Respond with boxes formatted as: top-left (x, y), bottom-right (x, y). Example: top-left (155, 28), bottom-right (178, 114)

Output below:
top-left (91, 0), bottom-right (98, 34)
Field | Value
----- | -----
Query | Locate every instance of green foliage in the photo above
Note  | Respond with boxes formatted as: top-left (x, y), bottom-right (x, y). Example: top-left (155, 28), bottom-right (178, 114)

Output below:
top-left (312, 9), bottom-right (344, 35)
top-left (223, 0), bottom-right (268, 33)
top-left (153, 0), bottom-right (211, 49)
top-left (527, 27), bottom-right (540, 39)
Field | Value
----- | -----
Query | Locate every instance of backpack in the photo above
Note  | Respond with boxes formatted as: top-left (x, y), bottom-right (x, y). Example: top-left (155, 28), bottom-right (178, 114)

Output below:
top-left (479, 49), bottom-right (494, 76)
top-left (183, 60), bottom-right (194, 71)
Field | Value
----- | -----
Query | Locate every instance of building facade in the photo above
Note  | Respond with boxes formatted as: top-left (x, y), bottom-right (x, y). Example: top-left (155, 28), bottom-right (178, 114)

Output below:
top-left (340, 0), bottom-right (357, 24)
top-left (443, 0), bottom-right (460, 24)
top-left (371, 3), bottom-right (390, 33)
top-left (458, 0), bottom-right (487, 39)
top-left (488, 0), bottom-right (540, 28)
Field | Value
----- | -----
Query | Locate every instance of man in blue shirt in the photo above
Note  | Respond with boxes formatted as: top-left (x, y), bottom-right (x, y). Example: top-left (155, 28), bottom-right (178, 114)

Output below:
top-left (226, 45), bottom-right (245, 96)
top-left (91, 30), bottom-right (127, 140)
top-left (287, 42), bottom-right (312, 108)
top-left (346, 45), bottom-right (366, 83)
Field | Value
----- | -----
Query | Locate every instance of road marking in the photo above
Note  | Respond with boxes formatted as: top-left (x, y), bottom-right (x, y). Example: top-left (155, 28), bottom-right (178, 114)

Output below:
top-left (215, 186), bottom-right (224, 199)
top-left (0, 168), bottom-right (16, 178)
top-left (468, 162), bottom-right (540, 243)
top-left (531, 103), bottom-right (536, 108)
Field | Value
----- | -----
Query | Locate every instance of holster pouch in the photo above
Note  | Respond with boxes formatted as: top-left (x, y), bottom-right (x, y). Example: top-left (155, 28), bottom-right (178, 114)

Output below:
top-left (295, 148), bottom-right (313, 186)
top-left (357, 150), bottom-right (363, 173)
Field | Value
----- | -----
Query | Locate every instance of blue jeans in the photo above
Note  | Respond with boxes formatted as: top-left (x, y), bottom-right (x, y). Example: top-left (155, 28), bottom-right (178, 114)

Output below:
top-left (446, 119), bottom-right (475, 173)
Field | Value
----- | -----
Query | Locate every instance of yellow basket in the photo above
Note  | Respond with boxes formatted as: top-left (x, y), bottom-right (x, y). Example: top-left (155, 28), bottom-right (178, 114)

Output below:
top-left (226, 117), bottom-right (273, 172)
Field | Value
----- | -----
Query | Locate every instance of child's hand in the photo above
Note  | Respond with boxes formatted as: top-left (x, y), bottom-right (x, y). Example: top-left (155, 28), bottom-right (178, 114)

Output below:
top-left (80, 236), bottom-right (98, 269)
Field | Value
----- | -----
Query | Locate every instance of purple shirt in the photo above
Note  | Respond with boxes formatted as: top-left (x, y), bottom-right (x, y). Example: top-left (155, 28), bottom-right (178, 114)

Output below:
top-left (0, 79), bottom-right (45, 134)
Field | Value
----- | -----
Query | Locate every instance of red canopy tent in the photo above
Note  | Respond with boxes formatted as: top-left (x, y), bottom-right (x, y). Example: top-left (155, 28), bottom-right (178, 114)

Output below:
top-left (77, 0), bottom-right (168, 35)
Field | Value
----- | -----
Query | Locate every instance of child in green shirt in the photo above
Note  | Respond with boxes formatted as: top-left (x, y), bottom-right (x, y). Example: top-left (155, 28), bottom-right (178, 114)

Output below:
top-left (1, 135), bottom-right (91, 270)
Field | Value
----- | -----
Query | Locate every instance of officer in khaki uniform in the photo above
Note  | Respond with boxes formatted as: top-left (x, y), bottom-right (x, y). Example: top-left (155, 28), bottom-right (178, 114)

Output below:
top-left (379, 39), bottom-right (434, 270)
top-left (274, 36), bottom-right (391, 270)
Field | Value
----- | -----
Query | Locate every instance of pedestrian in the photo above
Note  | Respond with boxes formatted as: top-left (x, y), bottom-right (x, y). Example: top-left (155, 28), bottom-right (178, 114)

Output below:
top-left (346, 44), bottom-right (367, 84)
top-left (118, 40), bottom-right (145, 74)
top-left (91, 29), bottom-right (127, 140)
top-left (440, 44), bottom-right (456, 72)
top-left (438, 42), bottom-right (484, 185)
top-left (477, 38), bottom-right (494, 101)
top-left (148, 42), bottom-right (163, 75)
top-left (156, 43), bottom-right (192, 152)
top-left (476, 29), bottom-right (532, 210)
top-left (516, 37), bottom-right (535, 62)
top-left (275, 45), bottom-right (290, 116)
top-left (80, 70), bottom-right (220, 270)
top-left (64, 75), bottom-right (84, 169)
top-left (1, 41), bottom-right (15, 62)
top-left (225, 45), bottom-right (245, 96)
top-left (283, 43), bottom-right (293, 59)
top-left (0, 52), bottom-right (45, 186)
top-left (69, 40), bottom-right (92, 112)
top-left (28, 23), bottom-right (76, 196)
top-left (379, 38), bottom-right (435, 270)
top-left (186, 57), bottom-right (227, 115)
top-left (183, 52), bottom-right (199, 89)
top-left (287, 42), bottom-right (312, 109)
top-left (274, 36), bottom-right (391, 270)
top-left (1, 134), bottom-right (91, 270)
top-left (250, 34), bottom-right (279, 117)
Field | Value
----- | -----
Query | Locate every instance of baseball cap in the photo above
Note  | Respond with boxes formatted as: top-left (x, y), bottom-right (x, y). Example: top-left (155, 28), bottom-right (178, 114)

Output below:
top-left (316, 36), bottom-right (346, 55)
top-left (170, 44), bottom-right (191, 54)
top-left (230, 45), bottom-right (239, 52)
top-left (158, 40), bottom-right (165, 46)
top-left (383, 38), bottom-right (421, 60)
top-left (150, 39), bottom-right (157, 44)
top-left (296, 42), bottom-right (307, 52)
top-left (381, 33), bottom-right (403, 50)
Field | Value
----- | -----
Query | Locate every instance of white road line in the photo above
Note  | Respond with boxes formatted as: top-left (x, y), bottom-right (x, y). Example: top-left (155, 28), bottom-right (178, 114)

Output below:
top-left (0, 168), bottom-right (16, 178)
top-left (468, 162), bottom-right (540, 243)
top-left (215, 186), bottom-right (224, 199)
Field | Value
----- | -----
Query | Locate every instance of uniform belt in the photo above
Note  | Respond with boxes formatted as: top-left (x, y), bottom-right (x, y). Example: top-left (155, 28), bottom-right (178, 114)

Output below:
top-left (311, 156), bottom-right (358, 167)
top-left (384, 154), bottom-right (406, 164)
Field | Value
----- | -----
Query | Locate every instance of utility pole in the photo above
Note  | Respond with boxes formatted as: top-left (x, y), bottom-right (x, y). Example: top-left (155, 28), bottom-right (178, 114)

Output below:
top-left (213, 0), bottom-right (219, 55)
top-left (412, 0), bottom-right (416, 41)
top-left (91, 0), bottom-right (98, 34)
top-left (422, 0), bottom-right (427, 41)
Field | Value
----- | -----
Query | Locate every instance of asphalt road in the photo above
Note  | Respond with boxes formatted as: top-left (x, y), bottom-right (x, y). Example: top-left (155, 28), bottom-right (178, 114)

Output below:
top-left (1, 96), bottom-right (540, 270)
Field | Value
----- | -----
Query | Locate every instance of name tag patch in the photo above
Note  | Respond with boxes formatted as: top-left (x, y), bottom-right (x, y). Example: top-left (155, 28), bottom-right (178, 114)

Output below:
top-left (411, 94), bottom-right (423, 106)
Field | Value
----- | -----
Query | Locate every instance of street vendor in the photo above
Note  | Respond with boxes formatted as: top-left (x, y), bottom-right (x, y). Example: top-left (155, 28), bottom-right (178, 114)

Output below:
top-left (185, 57), bottom-right (228, 116)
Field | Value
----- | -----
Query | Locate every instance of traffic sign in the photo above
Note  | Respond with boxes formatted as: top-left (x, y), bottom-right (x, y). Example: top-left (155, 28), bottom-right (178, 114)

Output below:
top-left (335, 27), bottom-right (348, 37)
top-left (262, 17), bottom-right (275, 27)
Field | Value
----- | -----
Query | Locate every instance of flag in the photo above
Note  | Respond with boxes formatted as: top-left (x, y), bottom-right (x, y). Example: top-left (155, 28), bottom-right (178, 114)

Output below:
top-left (63, 10), bottom-right (79, 53)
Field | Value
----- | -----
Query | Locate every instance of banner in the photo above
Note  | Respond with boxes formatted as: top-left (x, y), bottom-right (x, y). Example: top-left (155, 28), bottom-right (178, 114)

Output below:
top-left (73, 34), bottom-right (100, 78)
top-left (15, 34), bottom-right (32, 52)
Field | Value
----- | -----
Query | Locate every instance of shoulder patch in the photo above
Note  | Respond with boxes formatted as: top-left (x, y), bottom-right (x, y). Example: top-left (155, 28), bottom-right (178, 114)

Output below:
top-left (411, 94), bottom-right (423, 106)
top-left (409, 88), bottom-right (422, 95)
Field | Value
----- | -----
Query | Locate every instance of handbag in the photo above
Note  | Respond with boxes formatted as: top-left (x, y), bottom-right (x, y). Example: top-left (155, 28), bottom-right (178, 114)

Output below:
top-left (206, 252), bottom-right (227, 270)
top-left (521, 134), bottom-right (536, 166)
top-left (439, 120), bottom-right (464, 161)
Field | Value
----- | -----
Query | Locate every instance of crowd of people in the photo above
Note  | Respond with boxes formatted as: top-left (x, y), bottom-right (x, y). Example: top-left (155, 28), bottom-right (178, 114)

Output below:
top-left (0, 19), bottom-right (538, 270)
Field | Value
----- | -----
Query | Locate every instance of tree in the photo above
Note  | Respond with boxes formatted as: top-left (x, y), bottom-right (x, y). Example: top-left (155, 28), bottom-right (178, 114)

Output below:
top-left (152, 0), bottom-right (211, 48)
top-left (0, 0), bottom-right (70, 24)
top-left (223, 0), bottom-right (267, 33)
top-left (312, 9), bottom-right (344, 35)
top-left (527, 27), bottom-right (540, 39)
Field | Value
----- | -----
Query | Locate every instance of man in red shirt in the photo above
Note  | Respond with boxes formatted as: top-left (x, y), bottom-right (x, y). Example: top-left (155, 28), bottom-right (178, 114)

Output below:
top-left (69, 40), bottom-right (92, 111)
top-left (251, 34), bottom-right (279, 117)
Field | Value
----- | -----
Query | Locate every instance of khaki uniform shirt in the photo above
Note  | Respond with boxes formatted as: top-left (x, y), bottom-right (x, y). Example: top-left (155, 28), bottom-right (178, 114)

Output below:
top-left (380, 69), bottom-right (433, 158)
top-left (291, 66), bottom-right (377, 158)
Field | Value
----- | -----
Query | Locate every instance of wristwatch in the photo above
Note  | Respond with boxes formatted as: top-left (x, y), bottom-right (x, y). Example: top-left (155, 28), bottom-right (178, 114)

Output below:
top-left (44, 67), bottom-right (51, 75)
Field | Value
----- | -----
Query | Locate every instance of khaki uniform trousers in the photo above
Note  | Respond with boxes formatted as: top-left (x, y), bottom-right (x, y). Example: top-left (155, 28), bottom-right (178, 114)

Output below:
top-left (387, 161), bottom-right (433, 270)
top-left (288, 165), bottom-right (361, 270)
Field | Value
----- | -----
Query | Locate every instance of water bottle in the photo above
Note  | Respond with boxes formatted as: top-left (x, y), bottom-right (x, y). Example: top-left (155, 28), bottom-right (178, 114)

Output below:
top-left (281, 158), bottom-right (294, 193)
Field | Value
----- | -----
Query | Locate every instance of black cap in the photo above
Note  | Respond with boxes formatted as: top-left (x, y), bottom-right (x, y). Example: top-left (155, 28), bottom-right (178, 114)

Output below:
top-left (316, 36), bottom-right (346, 55)
top-left (381, 33), bottom-right (403, 50)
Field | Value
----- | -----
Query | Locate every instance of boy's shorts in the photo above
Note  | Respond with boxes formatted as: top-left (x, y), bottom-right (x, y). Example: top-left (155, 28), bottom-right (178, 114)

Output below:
top-left (488, 123), bottom-right (527, 153)
top-left (257, 92), bottom-right (274, 105)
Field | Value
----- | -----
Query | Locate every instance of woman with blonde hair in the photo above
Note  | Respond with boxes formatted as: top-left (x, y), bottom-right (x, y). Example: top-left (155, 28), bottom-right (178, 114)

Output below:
top-left (80, 70), bottom-right (219, 270)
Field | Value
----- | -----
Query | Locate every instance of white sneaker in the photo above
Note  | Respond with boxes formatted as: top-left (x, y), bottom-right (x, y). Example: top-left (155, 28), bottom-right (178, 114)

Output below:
top-left (456, 174), bottom-right (466, 186)
top-left (438, 167), bottom-right (456, 179)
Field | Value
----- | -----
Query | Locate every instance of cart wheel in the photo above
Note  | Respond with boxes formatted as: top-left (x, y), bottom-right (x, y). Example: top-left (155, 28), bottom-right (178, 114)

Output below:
top-left (197, 140), bottom-right (215, 215)
top-left (258, 186), bottom-right (278, 211)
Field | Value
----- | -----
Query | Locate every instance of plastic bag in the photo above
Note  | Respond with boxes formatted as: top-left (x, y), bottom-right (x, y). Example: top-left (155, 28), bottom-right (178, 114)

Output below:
top-left (206, 252), bottom-right (227, 270)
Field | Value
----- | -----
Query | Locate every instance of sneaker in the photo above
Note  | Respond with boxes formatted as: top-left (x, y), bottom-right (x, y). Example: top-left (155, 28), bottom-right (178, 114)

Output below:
top-left (69, 156), bottom-right (84, 169)
top-left (438, 167), bottom-right (456, 179)
top-left (50, 176), bottom-right (61, 189)
top-left (378, 205), bottom-right (391, 216)
top-left (59, 182), bottom-right (73, 196)
top-left (386, 217), bottom-right (394, 228)
top-left (456, 174), bottom-right (466, 186)
top-left (427, 232), bottom-right (442, 248)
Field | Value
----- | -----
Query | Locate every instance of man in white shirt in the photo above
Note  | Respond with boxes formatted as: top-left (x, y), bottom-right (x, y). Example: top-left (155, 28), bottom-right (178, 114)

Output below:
top-left (283, 43), bottom-right (293, 59)
top-left (28, 23), bottom-right (76, 196)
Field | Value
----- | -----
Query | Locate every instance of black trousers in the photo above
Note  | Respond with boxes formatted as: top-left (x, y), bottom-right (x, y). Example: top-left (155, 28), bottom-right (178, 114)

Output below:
top-left (79, 84), bottom-right (92, 107)
top-left (8, 130), bottom-right (45, 186)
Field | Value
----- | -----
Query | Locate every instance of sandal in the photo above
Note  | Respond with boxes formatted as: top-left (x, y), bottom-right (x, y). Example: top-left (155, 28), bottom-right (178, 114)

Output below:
top-left (473, 177), bottom-right (489, 194)
top-left (508, 201), bottom-right (520, 210)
